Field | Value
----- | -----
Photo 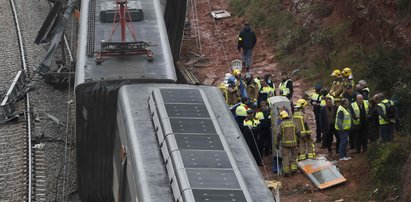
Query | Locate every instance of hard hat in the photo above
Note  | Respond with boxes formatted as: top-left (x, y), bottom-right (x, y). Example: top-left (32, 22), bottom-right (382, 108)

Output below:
top-left (342, 67), bottom-right (352, 77)
top-left (314, 83), bottom-right (322, 90)
top-left (227, 76), bottom-right (236, 85)
top-left (233, 69), bottom-right (241, 76)
top-left (331, 69), bottom-right (341, 77)
top-left (296, 99), bottom-right (308, 108)
top-left (279, 111), bottom-right (289, 119)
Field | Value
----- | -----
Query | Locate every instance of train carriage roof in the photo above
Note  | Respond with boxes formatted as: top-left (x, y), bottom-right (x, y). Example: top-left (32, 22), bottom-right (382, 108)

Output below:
top-left (117, 84), bottom-right (275, 202)
top-left (75, 0), bottom-right (176, 88)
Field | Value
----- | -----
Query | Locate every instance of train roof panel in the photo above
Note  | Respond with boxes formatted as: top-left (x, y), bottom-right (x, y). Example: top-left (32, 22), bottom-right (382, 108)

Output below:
top-left (117, 84), bottom-right (275, 202)
top-left (75, 0), bottom-right (176, 86)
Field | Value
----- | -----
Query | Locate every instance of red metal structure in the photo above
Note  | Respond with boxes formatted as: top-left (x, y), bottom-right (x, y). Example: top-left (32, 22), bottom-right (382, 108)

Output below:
top-left (96, 0), bottom-right (154, 64)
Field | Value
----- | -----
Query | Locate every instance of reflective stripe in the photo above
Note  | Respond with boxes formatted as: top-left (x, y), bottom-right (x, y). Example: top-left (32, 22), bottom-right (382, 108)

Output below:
top-left (335, 106), bottom-right (351, 130)
top-left (293, 111), bottom-right (310, 135)
top-left (238, 37), bottom-right (243, 41)
top-left (311, 93), bottom-right (321, 102)
top-left (281, 120), bottom-right (297, 146)
top-left (378, 99), bottom-right (394, 125)
top-left (260, 86), bottom-right (274, 95)
top-left (351, 101), bottom-right (369, 125)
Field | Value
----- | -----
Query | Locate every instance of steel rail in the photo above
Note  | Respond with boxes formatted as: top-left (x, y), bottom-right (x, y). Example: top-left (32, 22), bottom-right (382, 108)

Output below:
top-left (9, 0), bottom-right (32, 201)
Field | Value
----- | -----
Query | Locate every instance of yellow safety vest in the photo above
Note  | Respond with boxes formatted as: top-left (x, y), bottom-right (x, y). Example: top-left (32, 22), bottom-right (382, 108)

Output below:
top-left (335, 106), bottom-right (351, 131)
top-left (280, 119), bottom-right (297, 147)
top-left (311, 93), bottom-right (321, 103)
top-left (260, 86), bottom-right (275, 95)
top-left (254, 78), bottom-right (261, 90)
top-left (293, 111), bottom-right (311, 136)
top-left (351, 101), bottom-right (369, 125)
top-left (378, 99), bottom-right (394, 125)
top-left (244, 118), bottom-right (260, 127)
top-left (255, 111), bottom-right (264, 120)
top-left (235, 103), bottom-right (248, 117)
top-left (279, 79), bottom-right (291, 96)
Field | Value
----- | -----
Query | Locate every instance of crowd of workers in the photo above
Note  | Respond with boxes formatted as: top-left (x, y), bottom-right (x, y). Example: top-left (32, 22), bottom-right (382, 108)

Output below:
top-left (218, 66), bottom-right (400, 176)
top-left (217, 23), bottom-right (401, 176)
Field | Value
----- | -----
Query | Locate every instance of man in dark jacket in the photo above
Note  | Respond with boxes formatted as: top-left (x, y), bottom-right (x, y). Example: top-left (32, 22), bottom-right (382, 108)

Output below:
top-left (320, 97), bottom-right (339, 155)
top-left (237, 23), bottom-right (257, 72)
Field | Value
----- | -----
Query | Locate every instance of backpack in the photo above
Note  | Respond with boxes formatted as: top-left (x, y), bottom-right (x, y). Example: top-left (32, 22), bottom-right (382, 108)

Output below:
top-left (384, 101), bottom-right (397, 120)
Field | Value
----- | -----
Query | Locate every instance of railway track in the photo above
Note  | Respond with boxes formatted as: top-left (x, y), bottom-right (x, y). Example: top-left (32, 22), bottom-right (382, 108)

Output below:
top-left (0, 0), bottom-right (46, 201)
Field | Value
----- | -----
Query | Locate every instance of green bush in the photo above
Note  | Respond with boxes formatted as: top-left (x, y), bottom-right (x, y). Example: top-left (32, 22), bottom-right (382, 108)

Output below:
top-left (397, 0), bottom-right (411, 10)
top-left (367, 136), bottom-right (411, 199)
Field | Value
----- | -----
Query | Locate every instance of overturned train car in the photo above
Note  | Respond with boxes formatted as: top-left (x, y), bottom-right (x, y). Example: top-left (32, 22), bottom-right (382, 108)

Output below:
top-left (114, 84), bottom-right (275, 201)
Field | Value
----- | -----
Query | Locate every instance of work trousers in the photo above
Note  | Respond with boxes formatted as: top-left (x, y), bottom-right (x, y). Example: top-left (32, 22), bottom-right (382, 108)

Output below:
top-left (242, 49), bottom-right (253, 69)
top-left (368, 123), bottom-right (379, 143)
top-left (337, 130), bottom-right (349, 158)
top-left (380, 123), bottom-right (394, 142)
top-left (313, 108), bottom-right (321, 142)
top-left (324, 125), bottom-right (340, 153)
top-left (243, 129), bottom-right (262, 165)
top-left (354, 125), bottom-right (368, 152)
top-left (348, 131), bottom-right (355, 149)
top-left (259, 128), bottom-right (272, 156)
top-left (281, 146), bottom-right (298, 174)
top-left (298, 136), bottom-right (315, 160)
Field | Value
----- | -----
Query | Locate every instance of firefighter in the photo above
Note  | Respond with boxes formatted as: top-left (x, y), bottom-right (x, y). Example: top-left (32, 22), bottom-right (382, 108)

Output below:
top-left (276, 111), bottom-right (300, 176)
top-left (294, 99), bottom-right (315, 161)
top-left (245, 72), bottom-right (259, 104)
top-left (330, 69), bottom-right (344, 105)
top-left (226, 76), bottom-right (239, 106)
top-left (243, 109), bottom-right (262, 166)
top-left (342, 67), bottom-right (355, 90)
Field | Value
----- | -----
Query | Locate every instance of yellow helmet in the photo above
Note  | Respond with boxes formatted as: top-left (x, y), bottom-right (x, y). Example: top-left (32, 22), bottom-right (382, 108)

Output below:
top-left (296, 99), bottom-right (308, 108)
top-left (342, 67), bottom-right (352, 77)
top-left (233, 69), bottom-right (241, 76)
top-left (331, 69), bottom-right (341, 77)
top-left (279, 111), bottom-right (289, 119)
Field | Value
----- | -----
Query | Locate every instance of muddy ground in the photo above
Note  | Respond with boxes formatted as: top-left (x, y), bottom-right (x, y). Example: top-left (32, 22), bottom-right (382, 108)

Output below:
top-left (180, 0), bottom-right (374, 201)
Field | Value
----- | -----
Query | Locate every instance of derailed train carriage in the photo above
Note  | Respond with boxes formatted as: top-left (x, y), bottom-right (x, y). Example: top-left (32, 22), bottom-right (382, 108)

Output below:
top-left (74, 0), bottom-right (274, 201)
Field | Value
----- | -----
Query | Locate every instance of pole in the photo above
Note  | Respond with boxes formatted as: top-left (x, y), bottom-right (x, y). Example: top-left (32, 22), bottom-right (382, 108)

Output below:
top-left (119, 0), bottom-right (126, 42)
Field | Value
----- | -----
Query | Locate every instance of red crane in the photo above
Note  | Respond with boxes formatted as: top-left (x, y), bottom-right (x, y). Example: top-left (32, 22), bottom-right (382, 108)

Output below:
top-left (95, 0), bottom-right (154, 64)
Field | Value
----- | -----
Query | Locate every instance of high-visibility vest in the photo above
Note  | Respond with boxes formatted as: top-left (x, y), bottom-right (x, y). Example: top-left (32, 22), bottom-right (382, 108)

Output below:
top-left (293, 111), bottom-right (311, 136)
top-left (260, 85), bottom-right (275, 95)
top-left (255, 111), bottom-right (264, 120)
top-left (244, 118), bottom-right (260, 127)
top-left (378, 99), bottom-right (394, 125)
top-left (363, 87), bottom-right (370, 94)
top-left (280, 119), bottom-right (297, 147)
top-left (351, 101), bottom-right (369, 125)
top-left (320, 94), bottom-right (335, 107)
top-left (311, 93), bottom-right (321, 103)
top-left (254, 78), bottom-right (261, 90)
top-left (235, 103), bottom-right (248, 117)
top-left (279, 79), bottom-right (291, 96)
top-left (335, 106), bottom-right (351, 131)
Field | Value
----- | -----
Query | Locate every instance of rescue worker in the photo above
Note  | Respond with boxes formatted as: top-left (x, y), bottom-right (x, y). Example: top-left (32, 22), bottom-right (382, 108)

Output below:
top-left (255, 100), bottom-right (272, 156)
top-left (258, 79), bottom-right (275, 105)
top-left (245, 72), bottom-right (259, 104)
top-left (341, 67), bottom-right (355, 91)
top-left (311, 84), bottom-right (323, 143)
top-left (294, 99), bottom-right (315, 161)
top-left (237, 23), bottom-right (257, 72)
top-left (235, 97), bottom-right (250, 128)
top-left (350, 94), bottom-right (369, 153)
top-left (377, 93), bottom-right (396, 142)
top-left (276, 111), bottom-right (300, 176)
top-left (226, 76), bottom-right (239, 106)
top-left (278, 71), bottom-right (293, 100)
top-left (358, 80), bottom-right (370, 100)
top-left (320, 97), bottom-right (339, 155)
top-left (264, 74), bottom-right (275, 92)
top-left (243, 109), bottom-right (262, 166)
top-left (367, 95), bottom-right (380, 143)
top-left (335, 98), bottom-right (352, 161)
top-left (342, 85), bottom-right (356, 150)
top-left (329, 69), bottom-right (344, 99)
